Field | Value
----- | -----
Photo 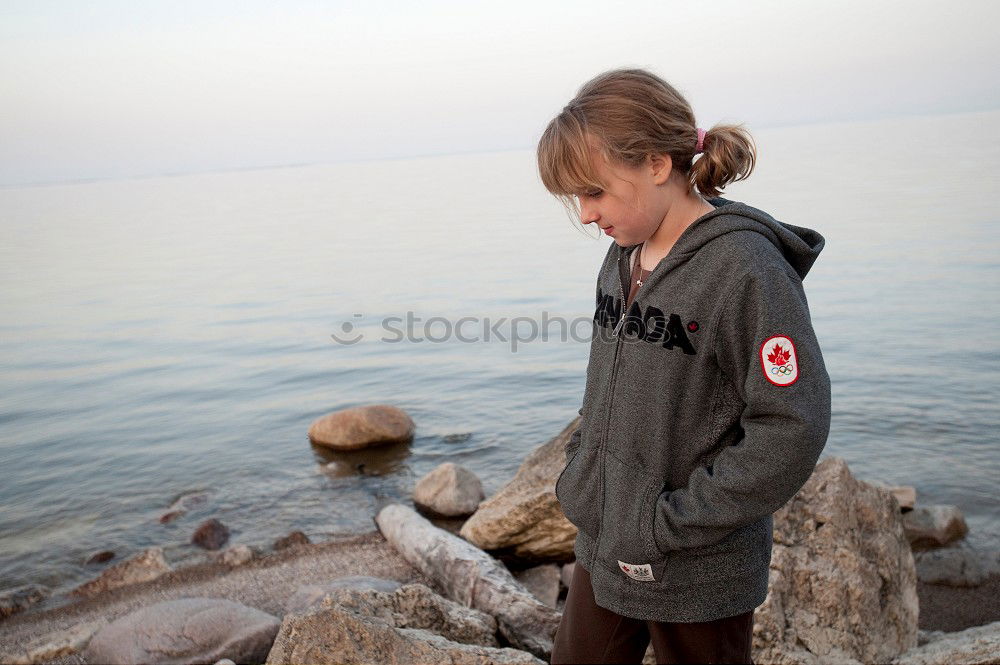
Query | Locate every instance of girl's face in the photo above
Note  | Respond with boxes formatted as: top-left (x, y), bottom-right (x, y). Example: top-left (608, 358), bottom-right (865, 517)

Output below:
top-left (575, 144), bottom-right (671, 247)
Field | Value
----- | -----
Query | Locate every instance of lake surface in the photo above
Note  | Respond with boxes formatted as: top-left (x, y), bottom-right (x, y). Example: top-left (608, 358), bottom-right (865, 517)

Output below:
top-left (1, 109), bottom-right (998, 604)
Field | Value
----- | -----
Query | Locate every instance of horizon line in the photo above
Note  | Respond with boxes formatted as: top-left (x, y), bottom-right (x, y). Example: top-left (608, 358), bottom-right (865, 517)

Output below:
top-left (2, 104), bottom-right (997, 190)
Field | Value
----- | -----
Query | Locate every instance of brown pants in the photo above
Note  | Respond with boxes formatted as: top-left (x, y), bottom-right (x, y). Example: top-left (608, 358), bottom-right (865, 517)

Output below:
top-left (551, 562), bottom-right (754, 665)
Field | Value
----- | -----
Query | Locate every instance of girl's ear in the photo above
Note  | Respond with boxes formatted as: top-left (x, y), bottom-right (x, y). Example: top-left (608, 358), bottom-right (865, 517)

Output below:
top-left (648, 152), bottom-right (673, 185)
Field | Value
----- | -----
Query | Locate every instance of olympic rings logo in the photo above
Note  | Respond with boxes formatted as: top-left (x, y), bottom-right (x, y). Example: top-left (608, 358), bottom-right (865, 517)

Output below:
top-left (770, 363), bottom-right (795, 376)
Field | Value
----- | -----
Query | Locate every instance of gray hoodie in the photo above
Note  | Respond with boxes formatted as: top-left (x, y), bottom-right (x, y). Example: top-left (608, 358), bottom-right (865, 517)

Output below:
top-left (555, 195), bottom-right (831, 623)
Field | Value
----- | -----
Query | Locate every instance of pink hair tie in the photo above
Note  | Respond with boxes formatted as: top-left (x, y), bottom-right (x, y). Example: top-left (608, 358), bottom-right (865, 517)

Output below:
top-left (695, 127), bottom-right (706, 154)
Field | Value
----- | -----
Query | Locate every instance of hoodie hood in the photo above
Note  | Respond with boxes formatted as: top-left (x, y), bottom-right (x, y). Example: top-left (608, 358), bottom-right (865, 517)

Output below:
top-left (620, 196), bottom-right (825, 280)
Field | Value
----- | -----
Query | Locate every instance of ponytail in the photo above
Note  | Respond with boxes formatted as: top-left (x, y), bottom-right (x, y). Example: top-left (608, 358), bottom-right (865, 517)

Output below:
top-left (689, 124), bottom-right (757, 198)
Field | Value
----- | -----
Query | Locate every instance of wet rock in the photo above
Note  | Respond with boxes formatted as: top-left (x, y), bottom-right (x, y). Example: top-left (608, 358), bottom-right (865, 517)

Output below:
top-left (70, 546), bottom-right (172, 598)
top-left (192, 518), bottom-right (230, 550)
top-left (308, 404), bottom-right (415, 450)
top-left (0, 583), bottom-right (48, 619)
top-left (903, 505), bottom-right (969, 549)
top-left (158, 490), bottom-right (209, 523)
top-left (273, 530), bottom-right (310, 550)
top-left (159, 510), bottom-right (183, 524)
top-left (85, 549), bottom-right (115, 565)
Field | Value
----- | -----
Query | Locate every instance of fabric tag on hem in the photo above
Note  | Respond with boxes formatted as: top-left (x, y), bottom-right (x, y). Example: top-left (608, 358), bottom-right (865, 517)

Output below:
top-left (617, 560), bottom-right (655, 582)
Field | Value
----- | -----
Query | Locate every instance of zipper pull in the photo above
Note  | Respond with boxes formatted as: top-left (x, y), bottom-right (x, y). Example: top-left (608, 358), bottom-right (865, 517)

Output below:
top-left (612, 314), bottom-right (625, 336)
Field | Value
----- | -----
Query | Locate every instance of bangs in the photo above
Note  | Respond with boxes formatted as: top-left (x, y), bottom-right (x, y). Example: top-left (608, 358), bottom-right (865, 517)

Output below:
top-left (537, 112), bottom-right (607, 224)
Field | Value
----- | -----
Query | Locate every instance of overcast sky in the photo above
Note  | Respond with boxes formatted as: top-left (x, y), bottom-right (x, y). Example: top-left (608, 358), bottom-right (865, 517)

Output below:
top-left (1, 0), bottom-right (998, 187)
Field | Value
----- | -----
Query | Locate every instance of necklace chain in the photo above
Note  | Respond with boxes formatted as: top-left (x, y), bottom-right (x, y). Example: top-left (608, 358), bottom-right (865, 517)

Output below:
top-left (635, 241), bottom-right (649, 286)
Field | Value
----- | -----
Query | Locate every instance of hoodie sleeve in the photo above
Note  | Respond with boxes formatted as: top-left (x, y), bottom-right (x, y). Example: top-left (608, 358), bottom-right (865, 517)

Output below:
top-left (652, 264), bottom-right (832, 552)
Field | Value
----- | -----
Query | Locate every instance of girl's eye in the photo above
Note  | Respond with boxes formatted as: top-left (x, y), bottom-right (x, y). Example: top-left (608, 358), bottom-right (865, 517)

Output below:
top-left (586, 190), bottom-right (603, 198)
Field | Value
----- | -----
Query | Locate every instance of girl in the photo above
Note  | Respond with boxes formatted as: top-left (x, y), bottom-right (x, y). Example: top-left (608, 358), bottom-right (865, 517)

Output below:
top-left (537, 68), bottom-right (832, 664)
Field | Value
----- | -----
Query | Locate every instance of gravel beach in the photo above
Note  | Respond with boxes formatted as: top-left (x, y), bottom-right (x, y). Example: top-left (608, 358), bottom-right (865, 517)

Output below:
top-left (0, 530), bottom-right (442, 665)
top-left (1, 529), bottom-right (998, 664)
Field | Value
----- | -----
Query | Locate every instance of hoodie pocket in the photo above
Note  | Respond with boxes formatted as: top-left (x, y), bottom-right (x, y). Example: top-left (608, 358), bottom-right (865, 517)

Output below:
top-left (653, 504), bottom-right (772, 586)
top-left (595, 452), bottom-right (669, 582)
top-left (554, 443), bottom-right (602, 543)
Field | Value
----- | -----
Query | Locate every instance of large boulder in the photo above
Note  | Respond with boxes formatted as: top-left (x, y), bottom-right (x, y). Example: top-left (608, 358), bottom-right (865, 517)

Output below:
top-left (84, 597), bottom-right (280, 665)
top-left (308, 404), bottom-right (415, 450)
top-left (754, 456), bottom-right (920, 665)
top-left (458, 416), bottom-right (580, 561)
top-left (69, 546), bottom-right (172, 598)
top-left (265, 583), bottom-right (544, 665)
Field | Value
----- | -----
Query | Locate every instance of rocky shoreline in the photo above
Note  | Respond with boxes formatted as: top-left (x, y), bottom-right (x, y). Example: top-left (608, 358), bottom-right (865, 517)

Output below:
top-left (1, 407), bottom-right (998, 664)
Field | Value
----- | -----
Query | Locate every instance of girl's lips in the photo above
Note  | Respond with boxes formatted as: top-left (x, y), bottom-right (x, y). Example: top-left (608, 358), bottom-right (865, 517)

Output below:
top-left (603, 226), bottom-right (614, 235)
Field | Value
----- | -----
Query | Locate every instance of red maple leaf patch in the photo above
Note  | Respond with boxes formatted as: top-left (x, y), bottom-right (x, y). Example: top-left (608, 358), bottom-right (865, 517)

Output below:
top-left (767, 343), bottom-right (791, 366)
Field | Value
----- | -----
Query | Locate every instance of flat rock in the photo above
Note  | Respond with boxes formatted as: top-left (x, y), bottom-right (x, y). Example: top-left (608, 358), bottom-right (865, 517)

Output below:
top-left (914, 548), bottom-right (1000, 587)
top-left (84, 597), bottom-right (280, 665)
top-left (0, 618), bottom-right (106, 665)
top-left (308, 404), bottom-right (415, 450)
top-left (890, 619), bottom-right (1000, 665)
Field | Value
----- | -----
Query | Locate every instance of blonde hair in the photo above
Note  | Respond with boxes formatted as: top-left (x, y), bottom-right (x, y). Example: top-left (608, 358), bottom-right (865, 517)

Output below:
top-left (537, 67), bottom-right (756, 228)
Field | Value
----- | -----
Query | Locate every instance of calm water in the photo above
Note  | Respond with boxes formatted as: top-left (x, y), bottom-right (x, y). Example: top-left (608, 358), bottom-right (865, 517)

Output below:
top-left (1, 109), bottom-right (998, 606)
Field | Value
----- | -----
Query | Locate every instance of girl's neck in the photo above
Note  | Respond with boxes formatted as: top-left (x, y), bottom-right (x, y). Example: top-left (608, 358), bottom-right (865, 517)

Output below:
top-left (639, 192), bottom-right (714, 269)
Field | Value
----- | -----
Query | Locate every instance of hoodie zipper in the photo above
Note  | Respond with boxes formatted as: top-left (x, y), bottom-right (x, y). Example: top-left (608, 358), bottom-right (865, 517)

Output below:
top-left (611, 248), bottom-right (630, 337)
top-left (595, 248), bottom-right (630, 561)
top-left (612, 278), bottom-right (626, 336)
